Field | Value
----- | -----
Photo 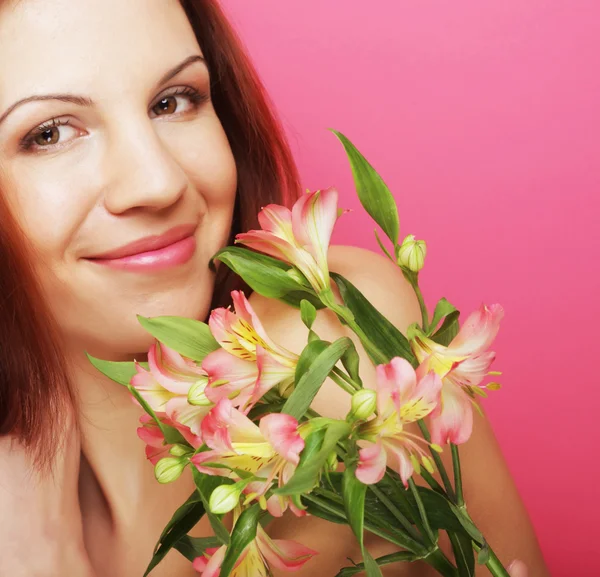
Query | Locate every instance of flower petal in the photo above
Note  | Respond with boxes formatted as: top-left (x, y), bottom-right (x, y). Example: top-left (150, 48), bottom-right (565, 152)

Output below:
top-left (356, 441), bottom-right (387, 485)
top-left (130, 361), bottom-right (178, 412)
top-left (429, 381), bottom-right (474, 445)
top-left (165, 396), bottom-right (211, 437)
top-left (256, 526), bottom-right (317, 571)
top-left (449, 351), bottom-right (496, 388)
top-left (399, 370), bottom-right (442, 423)
top-left (202, 349), bottom-right (258, 405)
top-left (448, 303), bottom-right (504, 357)
top-left (382, 439), bottom-right (414, 487)
top-left (259, 413), bottom-right (304, 465)
top-left (193, 545), bottom-right (226, 577)
top-left (376, 357), bottom-right (417, 417)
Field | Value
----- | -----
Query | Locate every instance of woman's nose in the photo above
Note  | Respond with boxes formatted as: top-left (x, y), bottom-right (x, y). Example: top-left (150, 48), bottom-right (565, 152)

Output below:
top-left (102, 117), bottom-right (188, 215)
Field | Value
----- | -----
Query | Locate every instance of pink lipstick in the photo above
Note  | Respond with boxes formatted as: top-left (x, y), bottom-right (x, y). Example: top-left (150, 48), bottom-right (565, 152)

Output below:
top-left (87, 224), bottom-right (197, 272)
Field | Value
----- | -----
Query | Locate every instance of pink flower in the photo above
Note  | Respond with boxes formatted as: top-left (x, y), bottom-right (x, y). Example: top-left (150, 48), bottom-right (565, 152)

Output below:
top-left (356, 357), bottom-right (442, 486)
top-left (191, 399), bottom-right (304, 515)
top-left (235, 188), bottom-right (342, 293)
top-left (410, 303), bottom-right (504, 445)
top-left (131, 342), bottom-right (213, 436)
top-left (203, 291), bottom-right (298, 411)
top-left (193, 520), bottom-right (316, 576)
top-left (136, 414), bottom-right (202, 464)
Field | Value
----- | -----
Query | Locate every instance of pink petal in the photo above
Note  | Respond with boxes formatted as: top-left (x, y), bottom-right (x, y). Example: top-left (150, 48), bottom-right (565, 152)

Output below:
top-left (130, 361), bottom-right (177, 412)
top-left (200, 399), bottom-right (236, 452)
top-left (208, 307), bottom-right (238, 349)
top-left (356, 441), bottom-right (387, 485)
top-left (259, 413), bottom-right (304, 465)
top-left (257, 204), bottom-right (295, 239)
top-left (429, 381), bottom-right (474, 445)
top-left (449, 351), bottom-right (496, 388)
top-left (256, 526), bottom-right (317, 571)
top-left (291, 188), bottom-right (339, 273)
top-left (382, 439), bottom-right (415, 487)
top-left (148, 343), bottom-right (198, 395)
top-left (235, 229), bottom-right (299, 265)
top-left (202, 349), bottom-right (258, 405)
top-left (165, 396), bottom-right (211, 437)
top-left (247, 346), bottom-right (296, 410)
top-left (376, 357), bottom-right (417, 416)
top-left (193, 545), bottom-right (226, 577)
top-left (399, 370), bottom-right (443, 423)
top-left (448, 303), bottom-right (504, 357)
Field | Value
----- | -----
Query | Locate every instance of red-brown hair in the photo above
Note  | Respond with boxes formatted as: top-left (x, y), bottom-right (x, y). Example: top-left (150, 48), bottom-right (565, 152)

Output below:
top-left (0, 0), bottom-right (301, 468)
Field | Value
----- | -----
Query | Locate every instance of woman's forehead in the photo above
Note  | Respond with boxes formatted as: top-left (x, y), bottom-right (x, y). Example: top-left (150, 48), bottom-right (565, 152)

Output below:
top-left (0, 0), bottom-right (202, 107)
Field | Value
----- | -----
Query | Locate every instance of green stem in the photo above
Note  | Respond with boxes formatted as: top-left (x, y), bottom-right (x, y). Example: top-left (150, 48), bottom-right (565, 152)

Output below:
top-left (328, 370), bottom-right (356, 395)
top-left (412, 282), bottom-right (430, 332)
top-left (408, 478), bottom-right (436, 545)
top-left (423, 548), bottom-right (459, 577)
top-left (450, 444), bottom-right (464, 507)
top-left (368, 485), bottom-right (423, 543)
top-left (331, 366), bottom-right (362, 392)
top-left (417, 420), bottom-right (456, 502)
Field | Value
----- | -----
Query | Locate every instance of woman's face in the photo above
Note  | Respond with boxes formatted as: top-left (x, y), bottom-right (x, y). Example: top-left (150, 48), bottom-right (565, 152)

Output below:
top-left (0, 0), bottom-right (237, 359)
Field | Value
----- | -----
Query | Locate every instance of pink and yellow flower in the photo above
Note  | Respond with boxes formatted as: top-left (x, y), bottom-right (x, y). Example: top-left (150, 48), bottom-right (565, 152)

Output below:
top-left (235, 188), bottom-right (342, 293)
top-left (136, 413), bottom-right (202, 464)
top-left (356, 357), bottom-right (443, 486)
top-left (410, 303), bottom-right (504, 446)
top-left (131, 342), bottom-right (213, 437)
top-left (203, 291), bottom-right (298, 411)
top-left (193, 517), bottom-right (316, 576)
top-left (191, 399), bottom-right (305, 517)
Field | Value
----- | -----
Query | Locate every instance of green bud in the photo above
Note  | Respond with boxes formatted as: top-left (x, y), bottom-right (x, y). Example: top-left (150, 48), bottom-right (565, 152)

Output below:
top-left (349, 389), bottom-right (377, 421)
top-left (154, 457), bottom-right (186, 484)
top-left (188, 377), bottom-right (212, 406)
top-left (397, 234), bottom-right (427, 272)
top-left (209, 483), bottom-right (243, 515)
top-left (169, 444), bottom-right (190, 457)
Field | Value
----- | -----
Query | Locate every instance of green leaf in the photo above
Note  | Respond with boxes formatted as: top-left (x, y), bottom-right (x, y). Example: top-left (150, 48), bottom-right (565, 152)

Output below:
top-left (144, 492), bottom-right (205, 576)
top-left (342, 467), bottom-right (383, 577)
top-left (282, 338), bottom-right (354, 420)
top-left (275, 421), bottom-right (351, 495)
top-left (191, 468), bottom-right (232, 545)
top-left (341, 340), bottom-right (363, 387)
top-left (136, 316), bottom-right (219, 361)
top-left (86, 355), bottom-right (142, 386)
top-left (300, 299), bottom-right (318, 330)
top-left (330, 272), bottom-right (416, 367)
top-left (428, 298), bottom-right (459, 336)
top-left (220, 504), bottom-right (262, 577)
top-left (173, 535), bottom-right (222, 562)
top-left (336, 552), bottom-right (418, 577)
top-left (448, 503), bottom-right (484, 544)
top-left (213, 246), bottom-right (323, 309)
top-left (331, 130), bottom-right (400, 246)
top-left (449, 531), bottom-right (476, 577)
top-left (431, 311), bottom-right (460, 347)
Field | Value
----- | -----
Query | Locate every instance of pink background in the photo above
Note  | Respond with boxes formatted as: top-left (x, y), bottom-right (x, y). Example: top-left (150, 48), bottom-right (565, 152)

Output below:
top-left (220, 1), bottom-right (599, 575)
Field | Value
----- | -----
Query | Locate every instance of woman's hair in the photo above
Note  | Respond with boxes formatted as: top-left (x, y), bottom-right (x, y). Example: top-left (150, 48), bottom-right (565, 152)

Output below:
top-left (0, 0), bottom-right (301, 468)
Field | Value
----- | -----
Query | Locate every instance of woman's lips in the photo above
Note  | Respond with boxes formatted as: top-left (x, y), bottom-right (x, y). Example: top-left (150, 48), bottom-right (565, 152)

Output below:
top-left (89, 234), bottom-right (197, 272)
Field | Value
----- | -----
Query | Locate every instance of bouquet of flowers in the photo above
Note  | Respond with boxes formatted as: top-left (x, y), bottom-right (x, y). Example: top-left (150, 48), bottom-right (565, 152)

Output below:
top-left (90, 131), bottom-right (508, 577)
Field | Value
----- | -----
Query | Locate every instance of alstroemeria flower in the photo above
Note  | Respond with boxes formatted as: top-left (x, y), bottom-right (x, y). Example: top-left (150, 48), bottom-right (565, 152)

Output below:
top-left (191, 399), bottom-right (304, 514)
top-left (131, 342), bottom-right (213, 436)
top-left (235, 187), bottom-right (341, 293)
top-left (410, 303), bottom-right (504, 446)
top-left (137, 413), bottom-right (202, 464)
top-left (203, 291), bottom-right (298, 411)
top-left (356, 357), bottom-right (442, 486)
top-left (193, 519), bottom-right (316, 576)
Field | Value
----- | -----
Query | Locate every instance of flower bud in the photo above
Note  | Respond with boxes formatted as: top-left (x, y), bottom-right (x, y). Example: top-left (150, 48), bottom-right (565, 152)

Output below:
top-left (397, 234), bottom-right (427, 272)
top-left (169, 444), bottom-right (190, 457)
top-left (209, 483), bottom-right (244, 515)
top-left (349, 389), bottom-right (377, 421)
top-left (154, 457), bottom-right (186, 484)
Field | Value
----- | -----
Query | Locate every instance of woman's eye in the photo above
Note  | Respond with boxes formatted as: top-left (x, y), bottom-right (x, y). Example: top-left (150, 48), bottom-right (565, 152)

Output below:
top-left (21, 120), bottom-right (80, 152)
top-left (150, 90), bottom-right (206, 118)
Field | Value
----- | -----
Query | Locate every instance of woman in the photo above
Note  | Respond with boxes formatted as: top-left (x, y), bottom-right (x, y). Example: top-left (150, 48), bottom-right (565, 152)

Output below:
top-left (0, 0), bottom-right (548, 575)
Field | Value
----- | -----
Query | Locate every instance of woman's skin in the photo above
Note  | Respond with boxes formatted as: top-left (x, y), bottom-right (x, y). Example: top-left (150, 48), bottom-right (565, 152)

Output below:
top-left (0, 1), bottom-right (549, 576)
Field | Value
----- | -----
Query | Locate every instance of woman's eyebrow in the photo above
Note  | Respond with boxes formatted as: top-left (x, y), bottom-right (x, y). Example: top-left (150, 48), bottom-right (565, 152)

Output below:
top-left (0, 54), bottom-right (207, 127)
